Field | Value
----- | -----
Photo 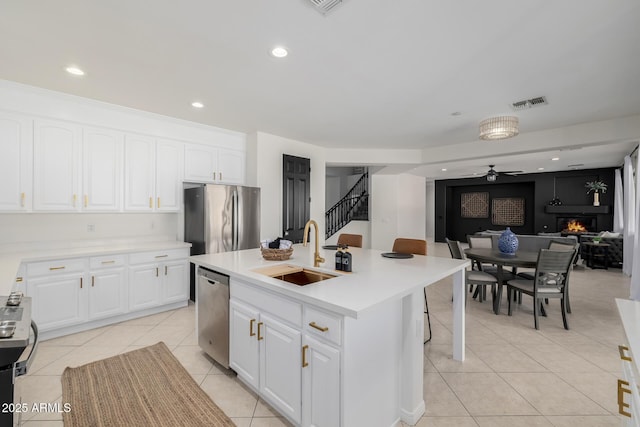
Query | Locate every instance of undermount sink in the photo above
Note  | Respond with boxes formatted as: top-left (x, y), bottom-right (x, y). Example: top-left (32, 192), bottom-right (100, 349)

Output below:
top-left (253, 264), bottom-right (337, 286)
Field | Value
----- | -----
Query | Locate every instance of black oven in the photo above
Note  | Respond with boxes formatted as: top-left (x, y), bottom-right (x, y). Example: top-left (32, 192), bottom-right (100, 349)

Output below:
top-left (0, 293), bottom-right (38, 427)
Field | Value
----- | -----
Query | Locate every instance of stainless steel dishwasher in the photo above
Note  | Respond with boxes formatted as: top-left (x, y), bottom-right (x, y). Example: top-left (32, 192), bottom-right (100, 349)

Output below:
top-left (197, 266), bottom-right (230, 368)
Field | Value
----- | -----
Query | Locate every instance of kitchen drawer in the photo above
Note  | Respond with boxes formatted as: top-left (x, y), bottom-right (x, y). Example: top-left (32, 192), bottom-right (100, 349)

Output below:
top-left (304, 305), bottom-right (342, 346)
top-left (128, 248), bottom-right (189, 265)
top-left (27, 258), bottom-right (87, 277)
top-left (89, 254), bottom-right (127, 269)
top-left (231, 279), bottom-right (302, 327)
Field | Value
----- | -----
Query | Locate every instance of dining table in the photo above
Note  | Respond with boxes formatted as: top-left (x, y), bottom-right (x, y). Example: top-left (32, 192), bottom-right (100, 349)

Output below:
top-left (464, 247), bottom-right (539, 314)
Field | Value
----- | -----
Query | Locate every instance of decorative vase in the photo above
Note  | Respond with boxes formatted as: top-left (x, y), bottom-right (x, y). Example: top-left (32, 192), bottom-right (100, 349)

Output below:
top-left (498, 227), bottom-right (519, 255)
top-left (593, 192), bottom-right (600, 206)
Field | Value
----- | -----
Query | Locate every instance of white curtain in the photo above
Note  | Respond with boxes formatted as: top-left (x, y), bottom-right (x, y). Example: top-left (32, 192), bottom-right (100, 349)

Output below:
top-left (623, 155), bottom-right (635, 277)
top-left (630, 153), bottom-right (640, 300)
top-left (614, 168), bottom-right (624, 233)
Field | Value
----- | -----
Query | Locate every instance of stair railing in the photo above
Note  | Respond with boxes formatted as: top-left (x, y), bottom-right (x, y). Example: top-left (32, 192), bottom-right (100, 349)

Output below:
top-left (325, 172), bottom-right (369, 239)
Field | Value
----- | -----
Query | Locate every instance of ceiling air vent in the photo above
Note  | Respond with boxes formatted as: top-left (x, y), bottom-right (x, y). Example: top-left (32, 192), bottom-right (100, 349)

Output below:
top-left (511, 96), bottom-right (548, 111)
top-left (308, 0), bottom-right (344, 14)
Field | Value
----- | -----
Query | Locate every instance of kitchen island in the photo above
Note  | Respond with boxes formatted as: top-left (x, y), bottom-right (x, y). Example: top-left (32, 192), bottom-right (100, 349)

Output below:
top-left (190, 244), bottom-right (468, 427)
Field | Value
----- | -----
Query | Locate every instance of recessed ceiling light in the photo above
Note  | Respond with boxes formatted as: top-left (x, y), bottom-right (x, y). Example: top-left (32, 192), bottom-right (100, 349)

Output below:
top-left (270, 46), bottom-right (288, 58)
top-left (441, 168), bottom-right (447, 172)
top-left (65, 66), bottom-right (85, 76)
top-left (538, 167), bottom-right (545, 171)
top-left (191, 101), bottom-right (204, 109)
top-left (551, 157), bottom-right (560, 161)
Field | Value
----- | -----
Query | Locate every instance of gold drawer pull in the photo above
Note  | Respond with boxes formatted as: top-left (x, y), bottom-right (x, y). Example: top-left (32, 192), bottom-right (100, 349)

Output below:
top-left (155, 255), bottom-right (169, 258)
top-left (80, 277), bottom-right (83, 288)
top-left (21, 192), bottom-right (25, 207)
top-left (49, 266), bottom-right (66, 271)
top-left (91, 276), bottom-right (95, 287)
top-left (257, 322), bottom-right (264, 340)
top-left (619, 345), bottom-right (633, 362)
top-left (157, 197), bottom-right (161, 209)
top-left (249, 319), bottom-right (256, 337)
top-left (149, 197), bottom-right (153, 208)
top-left (309, 321), bottom-right (329, 332)
top-left (15, 277), bottom-right (23, 283)
top-left (84, 194), bottom-right (88, 207)
top-left (302, 345), bottom-right (309, 368)
top-left (618, 379), bottom-right (632, 417)
top-left (101, 260), bottom-right (116, 265)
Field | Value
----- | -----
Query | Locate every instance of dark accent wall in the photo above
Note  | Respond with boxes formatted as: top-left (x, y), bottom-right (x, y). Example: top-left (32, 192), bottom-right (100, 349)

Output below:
top-left (434, 168), bottom-right (616, 243)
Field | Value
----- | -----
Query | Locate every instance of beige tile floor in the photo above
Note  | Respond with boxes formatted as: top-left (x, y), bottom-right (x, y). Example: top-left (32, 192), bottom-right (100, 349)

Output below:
top-left (16, 241), bottom-right (630, 426)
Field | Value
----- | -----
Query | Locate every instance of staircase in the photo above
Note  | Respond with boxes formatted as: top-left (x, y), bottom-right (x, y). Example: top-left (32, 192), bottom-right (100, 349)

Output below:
top-left (325, 172), bottom-right (369, 239)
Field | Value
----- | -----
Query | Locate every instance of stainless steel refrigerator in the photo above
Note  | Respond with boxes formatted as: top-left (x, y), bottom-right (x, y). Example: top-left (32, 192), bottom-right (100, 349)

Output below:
top-left (184, 184), bottom-right (261, 300)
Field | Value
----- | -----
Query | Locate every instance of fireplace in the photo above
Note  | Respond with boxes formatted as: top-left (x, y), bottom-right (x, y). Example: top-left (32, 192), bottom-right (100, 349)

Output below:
top-left (557, 216), bottom-right (597, 233)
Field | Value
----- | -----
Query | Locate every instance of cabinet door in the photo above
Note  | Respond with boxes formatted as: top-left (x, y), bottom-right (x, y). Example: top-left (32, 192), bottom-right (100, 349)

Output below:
top-left (124, 134), bottom-right (155, 211)
top-left (83, 127), bottom-right (123, 211)
top-left (184, 143), bottom-right (218, 182)
top-left (218, 148), bottom-right (245, 184)
top-left (128, 264), bottom-right (161, 310)
top-left (33, 119), bottom-right (81, 211)
top-left (162, 260), bottom-right (188, 303)
top-left (0, 112), bottom-right (32, 211)
top-left (155, 139), bottom-right (183, 212)
top-left (302, 335), bottom-right (341, 427)
top-left (229, 299), bottom-right (260, 389)
top-left (28, 273), bottom-right (87, 331)
top-left (260, 313), bottom-right (302, 424)
top-left (89, 267), bottom-right (127, 320)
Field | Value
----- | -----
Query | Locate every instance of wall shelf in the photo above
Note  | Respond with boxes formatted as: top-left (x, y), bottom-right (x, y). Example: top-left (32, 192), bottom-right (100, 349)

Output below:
top-left (544, 205), bottom-right (610, 214)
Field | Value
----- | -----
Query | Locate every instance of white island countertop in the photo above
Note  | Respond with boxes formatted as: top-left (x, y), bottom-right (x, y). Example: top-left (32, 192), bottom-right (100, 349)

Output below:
top-left (190, 244), bottom-right (469, 318)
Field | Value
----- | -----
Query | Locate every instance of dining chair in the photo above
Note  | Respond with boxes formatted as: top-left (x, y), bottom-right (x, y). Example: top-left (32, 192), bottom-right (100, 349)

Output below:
top-left (445, 238), bottom-right (499, 305)
top-left (392, 238), bottom-right (431, 343)
top-left (466, 235), bottom-right (516, 301)
top-left (506, 248), bottom-right (576, 330)
top-left (337, 233), bottom-right (363, 248)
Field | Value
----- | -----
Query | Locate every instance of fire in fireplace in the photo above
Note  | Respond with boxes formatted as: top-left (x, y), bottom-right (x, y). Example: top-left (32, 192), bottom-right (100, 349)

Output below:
top-left (557, 216), bottom-right (597, 233)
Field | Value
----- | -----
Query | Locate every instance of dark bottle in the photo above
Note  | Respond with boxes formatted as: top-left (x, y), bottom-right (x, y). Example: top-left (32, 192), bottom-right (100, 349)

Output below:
top-left (335, 246), bottom-right (343, 271)
top-left (341, 246), bottom-right (352, 272)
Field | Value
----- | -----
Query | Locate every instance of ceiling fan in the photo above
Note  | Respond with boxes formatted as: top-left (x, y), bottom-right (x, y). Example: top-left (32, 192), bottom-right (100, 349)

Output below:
top-left (482, 165), bottom-right (523, 182)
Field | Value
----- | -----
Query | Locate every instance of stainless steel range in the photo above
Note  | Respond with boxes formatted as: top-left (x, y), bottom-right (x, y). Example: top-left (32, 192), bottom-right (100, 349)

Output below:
top-left (0, 292), bottom-right (38, 426)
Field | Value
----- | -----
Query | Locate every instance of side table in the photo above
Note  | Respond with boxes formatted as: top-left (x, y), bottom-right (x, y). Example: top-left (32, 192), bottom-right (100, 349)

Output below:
top-left (583, 242), bottom-right (610, 270)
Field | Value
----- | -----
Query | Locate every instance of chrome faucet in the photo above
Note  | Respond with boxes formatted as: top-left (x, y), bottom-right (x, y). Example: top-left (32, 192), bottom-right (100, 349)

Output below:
top-left (303, 219), bottom-right (325, 267)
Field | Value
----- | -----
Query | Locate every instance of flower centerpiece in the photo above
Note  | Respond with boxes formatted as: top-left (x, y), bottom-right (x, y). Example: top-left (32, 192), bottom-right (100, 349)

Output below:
top-left (585, 180), bottom-right (607, 206)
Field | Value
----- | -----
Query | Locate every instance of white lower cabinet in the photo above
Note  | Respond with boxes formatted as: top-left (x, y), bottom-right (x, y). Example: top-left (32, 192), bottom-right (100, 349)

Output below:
top-left (88, 255), bottom-right (127, 320)
top-left (28, 272), bottom-right (87, 331)
top-left (128, 249), bottom-right (189, 310)
top-left (128, 263), bottom-right (162, 311)
top-left (230, 281), bottom-right (341, 427)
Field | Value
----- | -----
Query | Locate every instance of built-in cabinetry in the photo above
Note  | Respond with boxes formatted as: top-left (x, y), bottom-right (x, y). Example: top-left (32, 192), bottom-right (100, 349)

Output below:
top-left (616, 299), bottom-right (640, 427)
top-left (184, 142), bottom-right (245, 184)
top-left (0, 112), bottom-right (32, 211)
top-left (230, 279), bottom-right (340, 427)
top-left (20, 245), bottom-right (189, 338)
top-left (83, 127), bottom-right (123, 211)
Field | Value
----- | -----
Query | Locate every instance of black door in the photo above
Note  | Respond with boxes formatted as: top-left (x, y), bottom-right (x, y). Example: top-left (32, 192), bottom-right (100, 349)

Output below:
top-left (282, 154), bottom-right (310, 243)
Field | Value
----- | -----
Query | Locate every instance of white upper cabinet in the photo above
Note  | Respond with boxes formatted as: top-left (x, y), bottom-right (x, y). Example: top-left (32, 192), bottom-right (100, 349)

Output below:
top-left (33, 119), bottom-right (82, 211)
top-left (184, 143), bottom-right (245, 184)
top-left (0, 112), bottom-right (32, 211)
top-left (155, 139), bottom-right (183, 212)
top-left (124, 134), bottom-right (183, 212)
top-left (83, 127), bottom-right (123, 211)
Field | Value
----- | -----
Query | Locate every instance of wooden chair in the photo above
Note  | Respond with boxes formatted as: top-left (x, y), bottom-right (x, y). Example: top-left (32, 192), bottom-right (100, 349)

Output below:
top-left (506, 248), bottom-right (576, 330)
top-left (392, 238), bottom-right (430, 343)
top-left (337, 233), bottom-right (363, 248)
top-left (446, 238), bottom-right (499, 304)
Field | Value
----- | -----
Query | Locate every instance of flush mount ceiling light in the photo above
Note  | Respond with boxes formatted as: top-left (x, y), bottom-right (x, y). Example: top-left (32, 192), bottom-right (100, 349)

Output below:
top-left (479, 116), bottom-right (519, 141)
top-left (191, 101), bottom-right (204, 109)
top-left (65, 66), bottom-right (85, 76)
top-left (270, 46), bottom-right (288, 58)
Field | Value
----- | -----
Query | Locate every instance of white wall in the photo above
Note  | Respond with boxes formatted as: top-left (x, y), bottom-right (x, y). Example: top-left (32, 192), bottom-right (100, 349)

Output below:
top-left (253, 132), bottom-right (326, 242)
top-left (325, 221), bottom-right (372, 249)
top-left (370, 174), bottom-right (426, 251)
top-left (326, 176), bottom-right (341, 209)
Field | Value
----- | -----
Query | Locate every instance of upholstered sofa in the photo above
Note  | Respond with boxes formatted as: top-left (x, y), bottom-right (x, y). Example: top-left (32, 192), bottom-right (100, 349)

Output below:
top-left (474, 231), bottom-right (578, 253)
top-left (579, 233), bottom-right (623, 268)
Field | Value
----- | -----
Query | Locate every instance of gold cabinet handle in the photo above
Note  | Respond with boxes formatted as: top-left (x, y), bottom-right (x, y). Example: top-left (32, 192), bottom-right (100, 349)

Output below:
top-left (302, 345), bottom-right (309, 368)
top-left (156, 267), bottom-right (159, 277)
top-left (84, 194), bottom-right (88, 207)
top-left (80, 277), bottom-right (83, 288)
top-left (257, 322), bottom-right (264, 341)
top-left (101, 260), bottom-right (115, 265)
top-left (619, 345), bottom-right (633, 362)
top-left (157, 197), bottom-right (161, 209)
top-left (149, 197), bottom-right (153, 208)
top-left (213, 172), bottom-right (216, 180)
top-left (49, 266), bottom-right (66, 271)
top-left (164, 265), bottom-right (168, 275)
top-left (15, 277), bottom-right (23, 283)
top-left (155, 255), bottom-right (168, 258)
top-left (618, 379), bottom-right (632, 417)
top-left (91, 276), bottom-right (95, 287)
top-left (249, 319), bottom-right (256, 337)
top-left (219, 172), bottom-right (223, 181)
top-left (20, 192), bottom-right (25, 208)
top-left (309, 321), bottom-right (329, 332)
top-left (73, 194), bottom-right (77, 207)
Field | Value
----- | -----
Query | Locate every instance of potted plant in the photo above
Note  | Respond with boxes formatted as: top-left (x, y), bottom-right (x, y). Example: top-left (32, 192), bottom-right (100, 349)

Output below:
top-left (585, 180), bottom-right (607, 206)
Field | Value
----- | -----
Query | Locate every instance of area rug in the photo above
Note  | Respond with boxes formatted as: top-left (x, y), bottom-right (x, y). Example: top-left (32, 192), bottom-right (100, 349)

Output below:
top-left (61, 341), bottom-right (234, 427)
